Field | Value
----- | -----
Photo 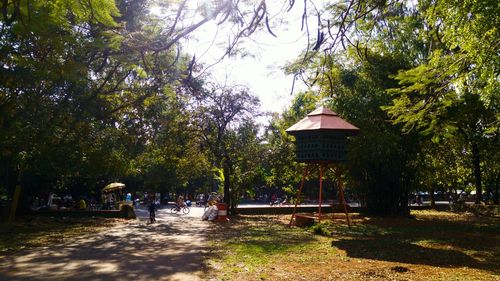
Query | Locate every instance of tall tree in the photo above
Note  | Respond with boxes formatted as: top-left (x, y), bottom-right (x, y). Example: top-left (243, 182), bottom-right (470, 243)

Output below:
top-left (0, 0), bottom-right (208, 205)
top-left (325, 53), bottom-right (420, 216)
top-left (1, 0), bottom-right (125, 200)
top-left (261, 92), bottom-right (319, 197)
top-left (383, 0), bottom-right (499, 203)
top-left (192, 83), bottom-right (260, 209)
top-left (224, 120), bottom-right (265, 209)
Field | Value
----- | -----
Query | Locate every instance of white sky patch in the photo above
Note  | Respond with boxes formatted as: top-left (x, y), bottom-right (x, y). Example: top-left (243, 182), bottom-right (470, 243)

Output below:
top-left (180, 1), bottom-right (314, 115)
top-left (149, 1), bottom-right (326, 116)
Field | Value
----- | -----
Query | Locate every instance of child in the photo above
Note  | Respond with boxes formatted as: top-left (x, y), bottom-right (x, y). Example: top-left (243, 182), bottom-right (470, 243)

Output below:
top-left (148, 200), bottom-right (156, 224)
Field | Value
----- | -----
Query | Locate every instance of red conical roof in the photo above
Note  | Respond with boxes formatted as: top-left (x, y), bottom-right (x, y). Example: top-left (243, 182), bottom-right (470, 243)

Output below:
top-left (307, 107), bottom-right (338, 116)
top-left (286, 107), bottom-right (359, 134)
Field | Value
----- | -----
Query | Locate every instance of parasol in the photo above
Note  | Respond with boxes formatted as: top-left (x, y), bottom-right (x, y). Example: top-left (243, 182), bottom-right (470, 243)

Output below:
top-left (102, 182), bottom-right (126, 193)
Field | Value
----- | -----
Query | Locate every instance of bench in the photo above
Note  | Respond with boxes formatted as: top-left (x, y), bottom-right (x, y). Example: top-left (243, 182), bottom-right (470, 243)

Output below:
top-left (294, 214), bottom-right (315, 227)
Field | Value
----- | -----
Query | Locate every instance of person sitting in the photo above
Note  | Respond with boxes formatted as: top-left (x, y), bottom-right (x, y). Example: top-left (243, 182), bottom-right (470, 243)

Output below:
top-left (281, 195), bottom-right (288, 205)
top-left (207, 192), bottom-right (220, 205)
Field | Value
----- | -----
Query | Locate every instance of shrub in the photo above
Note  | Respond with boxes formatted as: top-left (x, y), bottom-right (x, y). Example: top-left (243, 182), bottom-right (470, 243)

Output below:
top-left (451, 203), bottom-right (500, 217)
top-left (311, 223), bottom-right (331, 236)
top-left (120, 204), bottom-right (136, 219)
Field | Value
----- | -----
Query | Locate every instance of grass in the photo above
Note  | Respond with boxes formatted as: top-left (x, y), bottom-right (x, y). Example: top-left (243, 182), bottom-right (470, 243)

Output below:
top-left (0, 216), bottom-right (122, 256)
top-left (205, 210), bottom-right (500, 281)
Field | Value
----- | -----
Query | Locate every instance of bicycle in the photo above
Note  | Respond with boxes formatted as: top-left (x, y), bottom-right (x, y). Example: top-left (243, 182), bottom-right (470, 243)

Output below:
top-left (170, 205), bottom-right (190, 215)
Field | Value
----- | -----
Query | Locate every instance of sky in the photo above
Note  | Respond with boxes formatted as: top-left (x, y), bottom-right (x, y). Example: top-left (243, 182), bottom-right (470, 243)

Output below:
top-left (181, 1), bottom-right (312, 114)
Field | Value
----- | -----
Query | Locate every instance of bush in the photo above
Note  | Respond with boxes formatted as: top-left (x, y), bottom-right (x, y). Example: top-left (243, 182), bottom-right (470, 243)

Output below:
top-left (450, 201), bottom-right (468, 212)
top-left (311, 223), bottom-right (331, 236)
top-left (451, 203), bottom-right (500, 217)
top-left (120, 204), bottom-right (136, 219)
top-left (467, 204), bottom-right (500, 217)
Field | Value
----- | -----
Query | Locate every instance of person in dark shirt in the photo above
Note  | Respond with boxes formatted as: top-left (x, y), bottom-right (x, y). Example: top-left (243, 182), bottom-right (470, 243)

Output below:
top-left (148, 199), bottom-right (156, 224)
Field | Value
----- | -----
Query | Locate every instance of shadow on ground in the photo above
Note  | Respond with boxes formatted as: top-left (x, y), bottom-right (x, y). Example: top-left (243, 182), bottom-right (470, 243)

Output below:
top-left (0, 209), bottom-right (211, 281)
top-left (331, 215), bottom-right (500, 275)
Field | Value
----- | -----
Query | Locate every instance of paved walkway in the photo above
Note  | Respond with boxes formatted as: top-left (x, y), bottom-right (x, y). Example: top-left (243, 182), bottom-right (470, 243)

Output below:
top-left (0, 206), bottom-right (211, 281)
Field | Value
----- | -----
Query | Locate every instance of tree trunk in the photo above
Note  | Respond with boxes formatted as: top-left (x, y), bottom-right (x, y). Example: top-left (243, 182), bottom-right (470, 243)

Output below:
top-left (430, 185), bottom-right (435, 208)
top-left (5, 157), bottom-right (17, 201)
top-left (8, 168), bottom-right (23, 221)
top-left (494, 172), bottom-right (499, 205)
top-left (471, 142), bottom-right (483, 204)
top-left (222, 157), bottom-right (231, 208)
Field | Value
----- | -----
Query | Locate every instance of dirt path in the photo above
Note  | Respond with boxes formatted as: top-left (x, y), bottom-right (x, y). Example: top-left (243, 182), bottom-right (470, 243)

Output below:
top-left (0, 206), bottom-right (212, 281)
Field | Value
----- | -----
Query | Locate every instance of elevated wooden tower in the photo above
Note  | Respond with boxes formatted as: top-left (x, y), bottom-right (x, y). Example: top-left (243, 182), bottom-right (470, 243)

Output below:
top-left (286, 107), bottom-right (359, 226)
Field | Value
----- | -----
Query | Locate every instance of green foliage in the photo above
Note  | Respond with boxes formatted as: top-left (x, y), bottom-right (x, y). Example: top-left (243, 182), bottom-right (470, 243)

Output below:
top-left (0, 0), bottom-right (214, 201)
top-left (424, 0), bottom-right (499, 105)
top-left (313, 0), bottom-right (499, 209)
top-left (260, 93), bottom-right (320, 196)
top-left (1, 0), bottom-right (497, 214)
top-left (383, 1), bottom-right (499, 201)
top-left (1, 0), bottom-right (128, 200)
top-left (191, 83), bottom-right (261, 209)
top-left (325, 52), bottom-right (418, 216)
top-left (119, 204), bottom-right (136, 219)
top-left (310, 223), bottom-right (331, 236)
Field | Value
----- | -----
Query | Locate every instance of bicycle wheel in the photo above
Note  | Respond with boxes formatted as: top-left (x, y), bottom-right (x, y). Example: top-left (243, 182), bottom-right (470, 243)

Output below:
top-left (182, 207), bottom-right (190, 214)
top-left (170, 207), bottom-right (179, 214)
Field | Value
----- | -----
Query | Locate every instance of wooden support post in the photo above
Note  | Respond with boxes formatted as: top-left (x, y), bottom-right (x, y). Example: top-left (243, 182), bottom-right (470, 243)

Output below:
top-left (335, 167), bottom-right (351, 227)
top-left (318, 164), bottom-right (324, 223)
top-left (289, 165), bottom-right (310, 227)
top-left (328, 167), bottom-right (336, 223)
top-left (328, 167), bottom-right (337, 223)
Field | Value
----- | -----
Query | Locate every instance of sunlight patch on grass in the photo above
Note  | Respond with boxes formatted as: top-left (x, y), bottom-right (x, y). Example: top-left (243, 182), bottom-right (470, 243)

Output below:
top-left (412, 239), bottom-right (460, 254)
top-left (208, 212), bottom-right (500, 281)
top-left (208, 217), bottom-right (333, 276)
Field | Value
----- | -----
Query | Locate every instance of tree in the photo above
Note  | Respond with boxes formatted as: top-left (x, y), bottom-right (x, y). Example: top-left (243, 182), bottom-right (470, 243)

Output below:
top-left (191, 83), bottom-right (260, 210)
top-left (379, 0), bottom-right (499, 204)
top-left (1, 0), bottom-right (126, 203)
top-left (385, 48), bottom-right (498, 204)
top-left (261, 92), bottom-right (319, 198)
top-left (224, 120), bottom-right (265, 210)
top-left (325, 53), bottom-right (420, 216)
top-left (289, 0), bottom-right (498, 212)
top-left (415, 139), bottom-right (472, 206)
top-left (0, 0), bottom-right (209, 207)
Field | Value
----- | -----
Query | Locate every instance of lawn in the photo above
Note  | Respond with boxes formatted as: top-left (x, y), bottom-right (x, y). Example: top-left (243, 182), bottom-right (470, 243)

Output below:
top-left (0, 216), bottom-right (122, 256)
top-left (205, 210), bottom-right (500, 281)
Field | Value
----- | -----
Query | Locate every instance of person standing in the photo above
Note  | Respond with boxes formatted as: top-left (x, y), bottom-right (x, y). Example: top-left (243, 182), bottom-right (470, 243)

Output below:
top-left (148, 199), bottom-right (156, 224)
